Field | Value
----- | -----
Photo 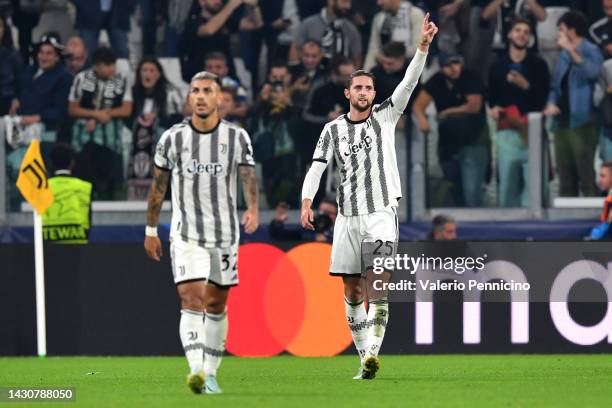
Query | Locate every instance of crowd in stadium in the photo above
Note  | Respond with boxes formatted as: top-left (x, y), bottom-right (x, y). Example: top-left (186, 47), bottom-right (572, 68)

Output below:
top-left (1, 0), bottom-right (612, 212)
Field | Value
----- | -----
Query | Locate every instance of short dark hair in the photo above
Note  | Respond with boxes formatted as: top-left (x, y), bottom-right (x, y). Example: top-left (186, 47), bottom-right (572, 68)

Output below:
top-left (432, 214), bottom-right (455, 232)
top-left (558, 11), bottom-right (589, 38)
top-left (92, 46), bottom-right (117, 65)
top-left (204, 51), bottom-right (227, 65)
top-left (269, 60), bottom-right (289, 72)
top-left (330, 55), bottom-right (353, 75)
top-left (51, 143), bottom-right (75, 170)
top-left (509, 16), bottom-right (532, 32)
top-left (346, 70), bottom-right (376, 89)
top-left (602, 161), bottom-right (612, 171)
top-left (382, 41), bottom-right (407, 59)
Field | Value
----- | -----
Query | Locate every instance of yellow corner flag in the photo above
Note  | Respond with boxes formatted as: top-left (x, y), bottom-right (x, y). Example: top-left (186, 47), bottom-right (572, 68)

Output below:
top-left (16, 140), bottom-right (54, 215)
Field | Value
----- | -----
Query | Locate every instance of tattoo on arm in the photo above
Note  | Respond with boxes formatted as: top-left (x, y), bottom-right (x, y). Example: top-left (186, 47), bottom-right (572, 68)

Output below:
top-left (239, 166), bottom-right (259, 211)
top-left (147, 167), bottom-right (170, 226)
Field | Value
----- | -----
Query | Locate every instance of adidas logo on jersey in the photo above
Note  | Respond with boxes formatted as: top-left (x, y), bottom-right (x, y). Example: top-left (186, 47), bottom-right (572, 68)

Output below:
top-left (343, 135), bottom-right (373, 157)
top-left (186, 159), bottom-right (224, 176)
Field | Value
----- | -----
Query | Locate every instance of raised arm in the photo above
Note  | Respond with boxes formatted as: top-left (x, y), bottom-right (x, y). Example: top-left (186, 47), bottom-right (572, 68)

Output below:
top-left (391, 13), bottom-right (438, 112)
top-left (239, 165), bottom-right (259, 233)
top-left (144, 167), bottom-right (170, 261)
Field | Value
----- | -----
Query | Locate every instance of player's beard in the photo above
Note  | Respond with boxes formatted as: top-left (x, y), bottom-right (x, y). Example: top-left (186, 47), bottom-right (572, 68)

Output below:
top-left (351, 99), bottom-right (372, 112)
top-left (195, 109), bottom-right (214, 119)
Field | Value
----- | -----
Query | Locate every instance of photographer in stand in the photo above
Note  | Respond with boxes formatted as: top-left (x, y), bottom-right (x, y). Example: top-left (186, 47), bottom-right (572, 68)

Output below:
top-left (269, 197), bottom-right (338, 242)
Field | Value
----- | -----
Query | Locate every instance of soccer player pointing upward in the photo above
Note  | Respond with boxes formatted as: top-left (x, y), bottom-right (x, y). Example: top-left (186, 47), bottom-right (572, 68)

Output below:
top-left (144, 71), bottom-right (259, 394)
top-left (301, 14), bottom-right (437, 380)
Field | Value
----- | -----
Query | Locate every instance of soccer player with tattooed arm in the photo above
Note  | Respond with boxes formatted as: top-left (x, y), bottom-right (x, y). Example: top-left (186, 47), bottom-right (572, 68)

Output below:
top-left (300, 14), bottom-right (437, 380)
top-left (144, 71), bottom-right (259, 394)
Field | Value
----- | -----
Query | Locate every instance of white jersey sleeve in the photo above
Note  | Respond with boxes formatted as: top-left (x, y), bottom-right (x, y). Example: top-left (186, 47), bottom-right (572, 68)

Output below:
top-left (311, 125), bottom-right (334, 164)
top-left (154, 129), bottom-right (176, 170)
top-left (236, 128), bottom-right (256, 166)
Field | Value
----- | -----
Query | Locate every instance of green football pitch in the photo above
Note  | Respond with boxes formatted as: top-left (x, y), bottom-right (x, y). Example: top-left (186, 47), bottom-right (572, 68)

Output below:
top-left (0, 355), bottom-right (611, 407)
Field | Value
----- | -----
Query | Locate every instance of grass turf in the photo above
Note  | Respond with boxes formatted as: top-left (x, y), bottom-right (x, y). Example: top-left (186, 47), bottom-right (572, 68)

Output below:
top-left (0, 355), bottom-right (611, 407)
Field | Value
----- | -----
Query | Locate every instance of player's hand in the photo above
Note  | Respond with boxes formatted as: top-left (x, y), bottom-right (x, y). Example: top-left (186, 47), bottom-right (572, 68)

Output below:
top-left (419, 13), bottom-right (438, 51)
top-left (241, 209), bottom-right (259, 234)
top-left (543, 103), bottom-right (560, 116)
top-left (300, 200), bottom-right (315, 231)
top-left (144, 236), bottom-right (163, 261)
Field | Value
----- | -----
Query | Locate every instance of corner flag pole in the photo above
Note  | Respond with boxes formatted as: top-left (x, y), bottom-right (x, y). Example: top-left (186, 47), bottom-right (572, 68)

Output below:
top-left (16, 140), bottom-right (54, 358)
top-left (33, 210), bottom-right (47, 357)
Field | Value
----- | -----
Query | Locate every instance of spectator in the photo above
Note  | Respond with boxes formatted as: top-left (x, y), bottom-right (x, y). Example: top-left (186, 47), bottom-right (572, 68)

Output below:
top-left (303, 56), bottom-right (355, 125)
top-left (0, 15), bottom-right (20, 115)
top-left (427, 214), bottom-right (457, 240)
top-left (42, 143), bottom-right (92, 244)
top-left (589, 0), bottom-right (612, 59)
top-left (127, 57), bottom-right (185, 199)
top-left (72, 0), bottom-right (138, 59)
top-left (589, 161), bottom-right (612, 239)
top-left (481, 0), bottom-right (547, 51)
top-left (248, 64), bottom-right (301, 207)
top-left (163, 0), bottom-right (194, 57)
top-left (436, 0), bottom-right (470, 56)
top-left (544, 11), bottom-right (603, 197)
top-left (64, 36), bottom-right (88, 76)
top-left (364, 0), bottom-right (425, 71)
top-left (269, 197), bottom-right (338, 242)
top-left (179, 0), bottom-right (263, 82)
top-left (488, 18), bottom-right (550, 207)
top-left (218, 87), bottom-right (242, 125)
top-left (289, 0), bottom-right (363, 67)
top-left (412, 51), bottom-right (489, 207)
top-left (289, 41), bottom-right (326, 109)
top-left (3, 33), bottom-right (72, 210)
top-left (301, 56), bottom-right (355, 174)
top-left (242, 0), bottom-right (301, 80)
top-left (204, 51), bottom-right (248, 118)
top-left (68, 46), bottom-right (133, 200)
top-left (9, 33), bottom-right (71, 135)
top-left (11, 0), bottom-right (40, 62)
top-left (371, 42), bottom-right (419, 115)
top-left (596, 58), bottom-right (612, 161)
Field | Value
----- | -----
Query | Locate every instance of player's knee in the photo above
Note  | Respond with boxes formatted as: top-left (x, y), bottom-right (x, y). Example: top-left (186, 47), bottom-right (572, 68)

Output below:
top-left (204, 298), bottom-right (226, 314)
top-left (343, 278), bottom-right (363, 302)
top-left (180, 293), bottom-right (205, 311)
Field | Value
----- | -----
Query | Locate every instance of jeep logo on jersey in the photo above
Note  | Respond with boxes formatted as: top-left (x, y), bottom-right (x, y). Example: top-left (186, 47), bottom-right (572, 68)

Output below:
top-left (186, 159), bottom-right (224, 176)
top-left (343, 134), bottom-right (373, 157)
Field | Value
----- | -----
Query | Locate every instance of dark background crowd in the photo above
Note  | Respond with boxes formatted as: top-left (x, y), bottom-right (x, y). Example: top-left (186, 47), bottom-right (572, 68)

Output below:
top-left (2, 0), bottom-right (612, 213)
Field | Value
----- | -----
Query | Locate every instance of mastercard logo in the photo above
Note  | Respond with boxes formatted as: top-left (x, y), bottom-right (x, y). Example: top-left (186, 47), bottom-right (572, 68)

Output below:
top-left (226, 242), bottom-right (353, 356)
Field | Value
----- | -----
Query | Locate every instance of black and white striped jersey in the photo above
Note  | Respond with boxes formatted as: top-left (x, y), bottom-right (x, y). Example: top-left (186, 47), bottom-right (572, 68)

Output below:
top-left (154, 119), bottom-right (255, 248)
top-left (312, 98), bottom-right (404, 216)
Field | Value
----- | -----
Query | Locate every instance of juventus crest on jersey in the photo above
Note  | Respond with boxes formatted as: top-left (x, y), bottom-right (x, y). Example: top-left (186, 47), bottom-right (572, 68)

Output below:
top-left (312, 98), bottom-right (404, 216)
top-left (154, 120), bottom-right (255, 248)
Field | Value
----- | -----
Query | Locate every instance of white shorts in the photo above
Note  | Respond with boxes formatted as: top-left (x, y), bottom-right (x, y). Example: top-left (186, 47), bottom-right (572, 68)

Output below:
top-left (330, 206), bottom-right (399, 277)
top-left (170, 239), bottom-right (239, 287)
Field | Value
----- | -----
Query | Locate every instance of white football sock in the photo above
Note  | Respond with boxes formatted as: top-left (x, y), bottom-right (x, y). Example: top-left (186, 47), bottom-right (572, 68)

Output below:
top-left (203, 309), bottom-right (228, 377)
top-left (179, 309), bottom-right (205, 374)
top-left (344, 297), bottom-right (368, 363)
top-left (365, 298), bottom-right (389, 358)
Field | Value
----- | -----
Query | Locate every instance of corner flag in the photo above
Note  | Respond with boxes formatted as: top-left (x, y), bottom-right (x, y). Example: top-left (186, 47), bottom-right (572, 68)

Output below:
top-left (16, 140), bottom-right (54, 214)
